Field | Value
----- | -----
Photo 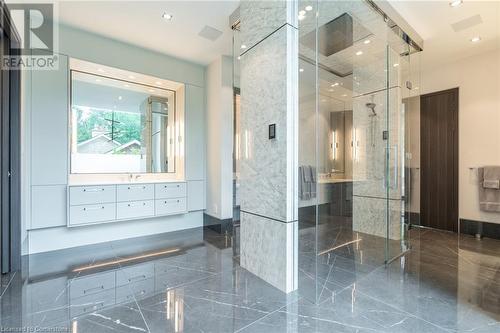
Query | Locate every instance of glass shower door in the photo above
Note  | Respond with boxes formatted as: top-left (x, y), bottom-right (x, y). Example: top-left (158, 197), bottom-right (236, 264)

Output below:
top-left (297, 0), bottom-right (414, 304)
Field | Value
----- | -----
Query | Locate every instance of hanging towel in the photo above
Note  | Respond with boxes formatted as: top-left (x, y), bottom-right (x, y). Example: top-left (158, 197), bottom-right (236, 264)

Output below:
top-left (478, 166), bottom-right (500, 212)
top-left (310, 166), bottom-right (317, 198)
top-left (299, 166), bottom-right (311, 200)
top-left (484, 180), bottom-right (500, 189)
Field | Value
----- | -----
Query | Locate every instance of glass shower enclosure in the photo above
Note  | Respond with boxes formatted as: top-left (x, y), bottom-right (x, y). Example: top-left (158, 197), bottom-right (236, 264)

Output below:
top-left (297, 0), bottom-right (421, 303)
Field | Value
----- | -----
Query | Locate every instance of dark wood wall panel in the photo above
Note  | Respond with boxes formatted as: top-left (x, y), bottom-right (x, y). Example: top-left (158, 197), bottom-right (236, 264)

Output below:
top-left (420, 88), bottom-right (459, 232)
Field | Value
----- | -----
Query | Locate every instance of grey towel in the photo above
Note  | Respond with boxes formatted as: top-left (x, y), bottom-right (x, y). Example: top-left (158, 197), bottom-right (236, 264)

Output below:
top-left (484, 180), bottom-right (500, 189)
top-left (310, 166), bottom-right (317, 198)
top-left (303, 165), bottom-right (312, 182)
top-left (478, 166), bottom-right (500, 212)
top-left (299, 166), bottom-right (311, 200)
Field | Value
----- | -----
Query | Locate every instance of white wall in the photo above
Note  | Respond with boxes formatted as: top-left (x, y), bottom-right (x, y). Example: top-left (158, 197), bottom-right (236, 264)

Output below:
top-left (205, 56), bottom-right (234, 220)
top-left (420, 48), bottom-right (500, 224)
top-left (23, 24), bottom-right (207, 254)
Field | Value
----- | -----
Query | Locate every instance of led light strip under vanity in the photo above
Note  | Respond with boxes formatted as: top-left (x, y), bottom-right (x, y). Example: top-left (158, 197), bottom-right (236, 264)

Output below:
top-left (67, 182), bottom-right (187, 227)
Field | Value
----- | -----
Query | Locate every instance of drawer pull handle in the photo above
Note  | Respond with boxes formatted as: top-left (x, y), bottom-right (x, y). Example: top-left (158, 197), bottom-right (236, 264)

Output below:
top-left (83, 188), bottom-right (105, 192)
top-left (83, 285), bottom-right (104, 294)
top-left (83, 206), bottom-right (105, 211)
top-left (127, 203), bottom-right (147, 207)
top-left (127, 186), bottom-right (146, 190)
top-left (128, 275), bottom-right (147, 282)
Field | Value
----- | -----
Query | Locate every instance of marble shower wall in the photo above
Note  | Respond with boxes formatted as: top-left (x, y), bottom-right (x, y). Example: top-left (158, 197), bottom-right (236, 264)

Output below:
top-left (352, 196), bottom-right (403, 240)
top-left (239, 0), bottom-right (298, 293)
top-left (352, 73), bottom-right (405, 241)
top-left (352, 86), bottom-right (403, 201)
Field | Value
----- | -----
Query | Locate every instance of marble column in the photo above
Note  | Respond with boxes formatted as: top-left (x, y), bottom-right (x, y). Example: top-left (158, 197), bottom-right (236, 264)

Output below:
top-left (238, 0), bottom-right (298, 293)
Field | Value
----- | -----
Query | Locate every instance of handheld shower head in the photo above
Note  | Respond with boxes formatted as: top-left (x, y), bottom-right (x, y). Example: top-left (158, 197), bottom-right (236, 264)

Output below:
top-left (366, 102), bottom-right (377, 116)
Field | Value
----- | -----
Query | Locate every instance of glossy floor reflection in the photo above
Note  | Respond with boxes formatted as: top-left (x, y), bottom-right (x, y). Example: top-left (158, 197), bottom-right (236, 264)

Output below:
top-left (0, 226), bottom-right (499, 332)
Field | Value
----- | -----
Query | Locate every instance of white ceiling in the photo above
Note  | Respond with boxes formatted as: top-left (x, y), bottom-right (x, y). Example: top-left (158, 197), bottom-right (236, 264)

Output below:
top-left (57, 1), bottom-right (239, 66)
top-left (389, 0), bottom-right (500, 69)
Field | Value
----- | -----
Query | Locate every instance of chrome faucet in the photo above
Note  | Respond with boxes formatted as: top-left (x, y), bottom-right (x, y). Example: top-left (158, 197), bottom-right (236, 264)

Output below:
top-left (128, 174), bottom-right (142, 182)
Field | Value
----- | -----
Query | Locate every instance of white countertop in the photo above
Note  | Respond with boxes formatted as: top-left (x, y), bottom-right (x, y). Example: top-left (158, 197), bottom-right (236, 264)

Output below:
top-left (68, 179), bottom-right (186, 186)
top-left (318, 178), bottom-right (354, 184)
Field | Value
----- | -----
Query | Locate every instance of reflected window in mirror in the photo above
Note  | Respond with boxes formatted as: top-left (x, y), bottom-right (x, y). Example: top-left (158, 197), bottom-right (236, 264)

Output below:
top-left (70, 71), bottom-right (176, 174)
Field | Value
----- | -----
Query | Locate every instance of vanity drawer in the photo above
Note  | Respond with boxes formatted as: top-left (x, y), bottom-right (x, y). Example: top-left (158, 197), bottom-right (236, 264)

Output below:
top-left (155, 183), bottom-right (186, 199)
top-left (69, 203), bottom-right (116, 226)
top-left (116, 200), bottom-right (154, 220)
top-left (116, 263), bottom-right (154, 286)
top-left (70, 271), bottom-right (115, 300)
top-left (116, 278), bottom-right (154, 304)
top-left (155, 198), bottom-right (186, 216)
top-left (117, 184), bottom-right (154, 202)
top-left (69, 185), bottom-right (116, 205)
top-left (70, 289), bottom-right (115, 318)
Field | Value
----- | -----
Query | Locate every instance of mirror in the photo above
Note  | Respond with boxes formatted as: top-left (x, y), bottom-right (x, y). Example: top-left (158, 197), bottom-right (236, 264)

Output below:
top-left (70, 71), bottom-right (176, 174)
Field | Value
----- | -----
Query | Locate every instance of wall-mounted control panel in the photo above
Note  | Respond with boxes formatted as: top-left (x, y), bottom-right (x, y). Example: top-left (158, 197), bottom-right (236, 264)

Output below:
top-left (269, 124), bottom-right (276, 140)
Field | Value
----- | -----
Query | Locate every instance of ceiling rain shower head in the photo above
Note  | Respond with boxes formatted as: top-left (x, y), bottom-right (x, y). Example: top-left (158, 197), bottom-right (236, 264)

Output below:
top-left (366, 102), bottom-right (377, 116)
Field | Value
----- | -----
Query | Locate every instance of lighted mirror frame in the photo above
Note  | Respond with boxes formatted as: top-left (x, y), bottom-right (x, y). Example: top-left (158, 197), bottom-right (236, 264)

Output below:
top-left (68, 58), bottom-right (185, 185)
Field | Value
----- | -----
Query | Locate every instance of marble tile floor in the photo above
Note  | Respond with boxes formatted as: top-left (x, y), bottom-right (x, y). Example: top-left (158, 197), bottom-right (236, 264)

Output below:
top-left (0, 225), bottom-right (499, 332)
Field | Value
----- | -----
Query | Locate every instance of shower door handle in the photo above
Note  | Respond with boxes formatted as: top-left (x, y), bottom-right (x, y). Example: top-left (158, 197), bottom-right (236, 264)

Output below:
top-left (392, 145), bottom-right (398, 190)
top-left (383, 146), bottom-right (389, 189)
top-left (383, 145), bottom-right (399, 190)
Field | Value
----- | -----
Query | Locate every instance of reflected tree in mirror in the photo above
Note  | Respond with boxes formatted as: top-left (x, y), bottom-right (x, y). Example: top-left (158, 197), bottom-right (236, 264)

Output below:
top-left (70, 71), bottom-right (176, 174)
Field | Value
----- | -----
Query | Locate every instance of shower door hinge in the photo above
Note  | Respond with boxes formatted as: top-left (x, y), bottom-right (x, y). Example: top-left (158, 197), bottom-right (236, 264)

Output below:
top-left (382, 131), bottom-right (389, 140)
top-left (406, 81), bottom-right (412, 90)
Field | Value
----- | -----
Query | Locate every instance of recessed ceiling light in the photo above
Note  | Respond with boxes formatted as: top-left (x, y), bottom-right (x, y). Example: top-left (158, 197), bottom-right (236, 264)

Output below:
top-left (237, 56), bottom-right (241, 60)
top-left (364, 39), bottom-right (371, 44)
top-left (298, 14), bottom-right (306, 21)
top-left (471, 36), bottom-right (481, 43)
top-left (305, 5), bottom-right (313, 11)
top-left (331, 82), bottom-right (339, 87)
top-left (240, 44), bottom-right (247, 49)
top-left (118, 96), bottom-right (122, 100)
top-left (449, 0), bottom-right (463, 7)
top-left (299, 10), bottom-right (306, 16)
top-left (393, 63), bottom-right (399, 67)
top-left (162, 12), bottom-right (173, 20)
top-left (299, 68), bottom-right (304, 72)
top-left (155, 81), bottom-right (162, 85)
top-left (356, 51), bottom-right (363, 56)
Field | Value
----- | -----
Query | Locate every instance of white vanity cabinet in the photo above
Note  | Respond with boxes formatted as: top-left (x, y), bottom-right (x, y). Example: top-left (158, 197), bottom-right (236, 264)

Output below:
top-left (68, 182), bottom-right (187, 227)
